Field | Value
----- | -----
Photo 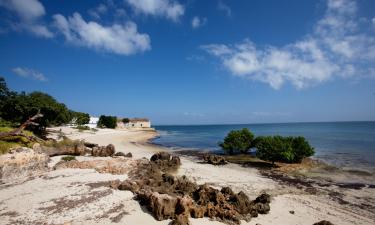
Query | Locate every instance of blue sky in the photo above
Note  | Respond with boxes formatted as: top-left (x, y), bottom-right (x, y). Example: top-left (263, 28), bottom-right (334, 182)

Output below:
top-left (1, 0), bottom-right (375, 125)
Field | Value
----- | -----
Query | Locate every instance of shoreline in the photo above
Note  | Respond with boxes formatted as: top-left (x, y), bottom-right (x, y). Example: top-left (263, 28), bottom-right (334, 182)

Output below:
top-left (0, 127), bottom-right (374, 225)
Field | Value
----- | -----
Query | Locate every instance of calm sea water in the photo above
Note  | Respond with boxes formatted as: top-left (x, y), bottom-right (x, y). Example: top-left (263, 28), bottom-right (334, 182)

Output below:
top-left (153, 122), bottom-right (375, 171)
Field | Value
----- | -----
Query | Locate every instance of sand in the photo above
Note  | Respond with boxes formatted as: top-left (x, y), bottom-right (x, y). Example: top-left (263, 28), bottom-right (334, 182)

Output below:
top-left (0, 127), bottom-right (374, 225)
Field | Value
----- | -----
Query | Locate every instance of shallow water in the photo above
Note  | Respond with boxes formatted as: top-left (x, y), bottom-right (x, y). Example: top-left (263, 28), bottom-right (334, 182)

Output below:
top-left (153, 122), bottom-right (375, 172)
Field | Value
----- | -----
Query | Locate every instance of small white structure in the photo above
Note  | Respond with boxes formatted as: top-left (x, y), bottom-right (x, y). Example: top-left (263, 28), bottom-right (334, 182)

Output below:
top-left (117, 118), bottom-right (151, 129)
top-left (86, 116), bottom-right (99, 128)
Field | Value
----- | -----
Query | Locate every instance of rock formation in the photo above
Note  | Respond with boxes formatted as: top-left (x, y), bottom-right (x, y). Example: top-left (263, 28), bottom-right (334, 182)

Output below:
top-left (114, 151), bottom-right (271, 225)
top-left (203, 154), bottom-right (227, 165)
top-left (0, 147), bottom-right (49, 182)
top-left (92, 144), bottom-right (115, 157)
top-left (313, 221), bottom-right (334, 225)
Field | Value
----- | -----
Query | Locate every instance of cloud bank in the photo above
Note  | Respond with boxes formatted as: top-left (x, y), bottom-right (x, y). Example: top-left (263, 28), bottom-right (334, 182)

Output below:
top-left (12, 67), bottom-right (47, 81)
top-left (202, 0), bottom-right (375, 89)
top-left (53, 13), bottom-right (151, 56)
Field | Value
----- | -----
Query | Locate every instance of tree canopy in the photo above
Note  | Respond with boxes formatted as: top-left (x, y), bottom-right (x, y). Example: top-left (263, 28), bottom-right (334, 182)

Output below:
top-left (97, 115), bottom-right (117, 128)
top-left (219, 128), bottom-right (254, 154)
top-left (0, 77), bottom-right (89, 130)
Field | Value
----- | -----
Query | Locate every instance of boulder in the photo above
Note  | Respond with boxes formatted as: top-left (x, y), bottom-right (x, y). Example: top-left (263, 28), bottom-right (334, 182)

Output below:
top-left (0, 147), bottom-right (49, 182)
top-left (92, 144), bottom-right (115, 157)
top-left (313, 221), bottom-right (334, 225)
top-left (84, 142), bottom-right (98, 148)
top-left (203, 154), bottom-right (227, 165)
top-left (150, 152), bottom-right (181, 172)
top-left (114, 152), bottom-right (132, 158)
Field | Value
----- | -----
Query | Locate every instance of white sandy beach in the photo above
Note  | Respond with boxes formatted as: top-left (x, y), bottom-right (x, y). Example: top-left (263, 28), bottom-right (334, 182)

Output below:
top-left (0, 127), bottom-right (374, 225)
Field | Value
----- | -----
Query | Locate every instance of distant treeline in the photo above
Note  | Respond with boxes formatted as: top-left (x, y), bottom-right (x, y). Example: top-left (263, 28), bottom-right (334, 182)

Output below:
top-left (0, 77), bottom-right (89, 132)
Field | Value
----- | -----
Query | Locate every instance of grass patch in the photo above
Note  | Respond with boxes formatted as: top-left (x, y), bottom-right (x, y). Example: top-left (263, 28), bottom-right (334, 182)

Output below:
top-left (0, 141), bottom-right (20, 154)
top-left (43, 137), bottom-right (82, 148)
top-left (62, 155), bottom-right (76, 161)
top-left (74, 125), bottom-right (90, 131)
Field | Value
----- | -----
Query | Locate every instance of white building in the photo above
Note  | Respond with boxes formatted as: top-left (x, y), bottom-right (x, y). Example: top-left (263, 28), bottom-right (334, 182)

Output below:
top-left (117, 118), bottom-right (151, 129)
top-left (86, 116), bottom-right (99, 128)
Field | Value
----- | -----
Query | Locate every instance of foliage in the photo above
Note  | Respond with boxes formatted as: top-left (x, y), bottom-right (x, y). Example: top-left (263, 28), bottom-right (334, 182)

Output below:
top-left (97, 115), bottom-right (117, 128)
top-left (71, 111), bottom-right (90, 125)
top-left (254, 136), bottom-right (314, 164)
top-left (122, 118), bottom-right (130, 123)
top-left (74, 125), bottom-right (90, 131)
top-left (0, 77), bottom-right (89, 132)
top-left (62, 155), bottom-right (76, 161)
top-left (43, 137), bottom-right (82, 148)
top-left (219, 128), bottom-right (254, 154)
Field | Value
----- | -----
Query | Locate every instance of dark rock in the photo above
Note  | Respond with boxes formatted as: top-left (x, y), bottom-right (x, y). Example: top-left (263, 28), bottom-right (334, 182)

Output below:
top-left (313, 221), bottom-right (334, 225)
top-left (114, 152), bottom-right (132, 157)
top-left (203, 154), bottom-right (227, 165)
top-left (92, 144), bottom-right (115, 157)
top-left (289, 210), bottom-right (295, 214)
top-left (150, 152), bottom-right (181, 172)
top-left (84, 142), bottom-right (98, 148)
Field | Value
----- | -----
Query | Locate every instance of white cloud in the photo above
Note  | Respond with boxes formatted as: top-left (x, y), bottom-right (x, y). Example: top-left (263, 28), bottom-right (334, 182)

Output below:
top-left (202, 0), bottom-right (375, 89)
top-left (88, 3), bottom-right (108, 20)
top-left (53, 13), bottom-right (151, 56)
top-left (125, 0), bottom-right (184, 22)
top-left (12, 67), bottom-right (47, 81)
top-left (191, 16), bottom-right (207, 29)
top-left (0, 0), bottom-right (53, 37)
top-left (217, 1), bottom-right (231, 17)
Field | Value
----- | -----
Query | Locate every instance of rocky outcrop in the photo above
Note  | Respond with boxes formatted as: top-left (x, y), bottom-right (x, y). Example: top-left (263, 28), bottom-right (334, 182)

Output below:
top-left (150, 152), bottom-right (181, 172)
top-left (92, 144), bottom-right (115, 157)
top-left (114, 152), bottom-right (132, 158)
top-left (0, 147), bottom-right (49, 182)
top-left (114, 152), bottom-right (271, 225)
top-left (203, 154), bottom-right (227, 165)
top-left (41, 141), bottom-right (86, 156)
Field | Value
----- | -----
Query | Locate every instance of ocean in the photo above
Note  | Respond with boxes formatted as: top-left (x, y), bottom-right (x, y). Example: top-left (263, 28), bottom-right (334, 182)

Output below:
top-left (153, 121), bottom-right (375, 172)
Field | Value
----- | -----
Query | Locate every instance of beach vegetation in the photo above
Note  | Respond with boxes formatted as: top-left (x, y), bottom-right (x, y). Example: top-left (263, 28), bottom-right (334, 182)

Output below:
top-left (254, 136), bottom-right (314, 164)
top-left (70, 111), bottom-right (90, 125)
top-left (219, 128), bottom-right (254, 154)
top-left (74, 125), bottom-right (90, 131)
top-left (122, 118), bottom-right (130, 123)
top-left (97, 115), bottom-right (117, 128)
top-left (61, 155), bottom-right (76, 161)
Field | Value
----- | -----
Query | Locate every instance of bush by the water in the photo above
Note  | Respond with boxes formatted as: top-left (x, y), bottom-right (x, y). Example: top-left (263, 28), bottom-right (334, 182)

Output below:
top-left (254, 136), bottom-right (314, 164)
top-left (74, 125), bottom-right (90, 131)
top-left (219, 128), bottom-right (254, 154)
top-left (219, 128), bottom-right (314, 164)
top-left (97, 115), bottom-right (117, 128)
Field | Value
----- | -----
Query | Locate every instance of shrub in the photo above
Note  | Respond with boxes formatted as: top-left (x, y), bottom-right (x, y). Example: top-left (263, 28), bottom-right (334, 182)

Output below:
top-left (255, 136), bottom-right (314, 164)
top-left (97, 115), bottom-right (117, 128)
top-left (62, 155), bottom-right (76, 161)
top-left (75, 125), bottom-right (90, 131)
top-left (71, 111), bottom-right (90, 125)
top-left (219, 128), bottom-right (254, 155)
top-left (122, 118), bottom-right (130, 123)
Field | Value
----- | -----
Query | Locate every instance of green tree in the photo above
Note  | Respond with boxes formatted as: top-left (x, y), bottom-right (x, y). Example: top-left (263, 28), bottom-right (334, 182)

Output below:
top-left (97, 115), bottom-right (117, 128)
top-left (71, 111), bottom-right (90, 125)
top-left (122, 118), bottom-right (130, 123)
top-left (219, 128), bottom-right (254, 154)
top-left (255, 136), bottom-right (314, 164)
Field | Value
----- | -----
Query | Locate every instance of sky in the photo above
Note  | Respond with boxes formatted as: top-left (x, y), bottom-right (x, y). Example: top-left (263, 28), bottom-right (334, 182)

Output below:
top-left (0, 0), bottom-right (375, 125)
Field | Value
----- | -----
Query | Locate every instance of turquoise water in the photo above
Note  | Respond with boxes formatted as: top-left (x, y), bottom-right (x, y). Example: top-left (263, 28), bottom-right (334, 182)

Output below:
top-left (153, 122), bottom-right (375, 171)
